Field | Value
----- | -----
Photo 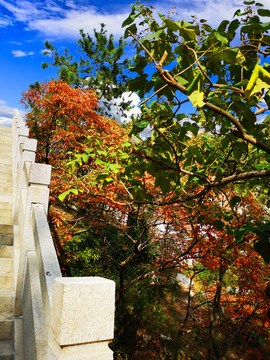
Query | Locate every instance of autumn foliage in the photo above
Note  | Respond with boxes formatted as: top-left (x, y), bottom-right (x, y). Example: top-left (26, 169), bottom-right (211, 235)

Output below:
top-left (21, 79), bottom-right (270, 359)
top-left (21, 80), bottom-right (129, 206)
top-left (21, 5), bottom-right (270, 352)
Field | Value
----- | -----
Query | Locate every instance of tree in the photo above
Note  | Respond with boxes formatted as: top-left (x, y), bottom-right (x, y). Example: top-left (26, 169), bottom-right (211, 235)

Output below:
top-left (121, 1), bottom-right (270, 259)
top-left (21, 79), bottom-right (129, 206)
top-left (42, 24), bottom-right (131, 117)
top-left (21, 2), bottom-right (270, 358)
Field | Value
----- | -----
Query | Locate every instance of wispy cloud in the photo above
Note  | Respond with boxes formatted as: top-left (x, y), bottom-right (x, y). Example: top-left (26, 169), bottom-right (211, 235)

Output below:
top-left (29, 10), bottom-right (128, 39)
top-left (0, 15), bottom-right (12, 27)
top-left (161, 0), bottom-right (270, 26)
top-left (0, 101), bottom-right (24, 127)
top-left (1, 0), bottom-right (270, 40)
top-left (0, 0), bottom-right (129, 39)
top-left (8, 40), bottom-right (22, 45)
top-left (12, 49), bottom-right (34, 57)
top-left (103, 92), bottom-right (141, 125)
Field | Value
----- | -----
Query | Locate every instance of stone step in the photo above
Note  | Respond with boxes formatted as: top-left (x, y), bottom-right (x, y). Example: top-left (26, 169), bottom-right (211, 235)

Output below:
top-left (0, 171), bottom-right (12, 179)
top-left (0, 175), bottom-right (12, 182)
top-left (0, 142), bottom-right (12, 149)
top-left (0, 131), bottom-right (12, 138)
top-left (0, 290), bottom-right (14, 313)
top-left (0, 226), bottom-right (12, 235)
top-left (0, 135), bottom-right (11, 141)
top-left (0, 148), bottom-right (12, 157)
top-left (14, 318), bottom-right (23, 360)
top-left (0, 274), bottom-right (12, 290)
top-left (0, 196), bottom-right (12, 204)
top-left (0, 235), bottom-right (13, 246)
top-left (0, 313), bottom-right (13, 341)
top-left (0, 186), bottom-right (12, 194)
top-left (0, 204), bottom-right (12, 226)
top-left (0, 247), bottom-right (13, 258)
top-left (0, 129), bottom-right (11, 136)
top-left (0, 181), bottom-right (12, 187)
top-left (0, 179), bottom-right (12, 187)
top-left (0, 187), bottom-right (12, 194)
top-left (0, 221), bottom-right (12, 228)
top-left (0, 134), bottom-right (11, 141)
top-left (0, 259), bottom-right (12, 273)
top-left (0, 162), bottom-right (12, 169)
top-left (0, 203), bottom-right (12, 209)
top-left (0, 203), bottom-right (12, 210)
top-left (0, 158), bottom-right (12, 166)
top-left (0, 340), bottom-right (13, 360)
top-left (0, 218), bottom-right (12, 228)
top-left (0, 125), bottom-right (12, 134)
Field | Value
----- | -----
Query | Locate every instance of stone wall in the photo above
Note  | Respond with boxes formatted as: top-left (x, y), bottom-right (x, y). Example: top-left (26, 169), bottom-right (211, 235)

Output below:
top-left (12, 109), bottom-right (116, 360)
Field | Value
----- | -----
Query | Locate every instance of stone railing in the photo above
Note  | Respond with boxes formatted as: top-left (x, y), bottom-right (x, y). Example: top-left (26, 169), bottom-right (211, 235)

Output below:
top-left (12, 109), bottom-right (116, 360)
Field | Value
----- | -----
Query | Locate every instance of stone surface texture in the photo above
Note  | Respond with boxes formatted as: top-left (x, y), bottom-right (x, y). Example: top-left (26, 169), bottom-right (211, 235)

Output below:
top-left (0, 113), bottom-right (116, 360)
top-left (51, 277), bottom-right (116, 346)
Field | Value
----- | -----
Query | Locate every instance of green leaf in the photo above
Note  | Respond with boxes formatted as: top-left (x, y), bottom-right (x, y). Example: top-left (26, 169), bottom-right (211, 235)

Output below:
top-left (221, 136), bottom-right (230, 149)
top-left (95, 159), bottom-right (105, 165)
top-left (214, 30), bottom-right (228, 46)
top-left (214, 220), bottom-right (225, 230)
top-left (108, 163), bottom-right (122, 173)
top-left (245, 64), bottom-right (270, 97)
top-left (228, 19), bottom-right (240, 35)
top-left (122, 7), bottom-right (143, 27)
top-left (244, 0), bottom-right (255, 4)
top-left (180, 22), bottom-right (198, 42)
top-left (136, 120), bottom-right (150, 128)
top-left (233, 9), bottom-right (241, 17)
top-left (58, 189), bottom-right (78, 202)
top-left (155, 175), bottom-right (171, 195)
top-left (158, 12), bottom-right (166, 21)
top-left (221, 48), bottom-right (245, 65)
top-left (230, 195), bottom-right (241, 208)
top-left (218, 20), bottom-right (230, 32)
top-left (124, 23), bottom-right (138, 38)
top-left (81, 153), bottom-right (89, 162)
top-left (143, 29), bottom-right (163, 41)
top-left (175, 75), bottom-right (189, 86)
top-left (230, 101), bottom-right (256, 132)
top-left (128, 74), bottom-right (148, 92)
top-left (258, 8), bottom-right (270, 17)
top-left (165, 19), bottom-right (181, 32)
top-left (235, 227), bottom-right (248, 243)
top-left (186, 71), bottom-right (205, 107)
top-left (254, 238), bottom-right (270, 263)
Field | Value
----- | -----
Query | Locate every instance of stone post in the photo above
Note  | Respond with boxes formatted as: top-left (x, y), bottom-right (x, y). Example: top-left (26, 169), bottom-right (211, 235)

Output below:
top-left (13, 137), bottom-right (37, 224)
top-left (14, 162), bottom-right (51, 316)
top-left (50, 277), bottom-right (116, 360)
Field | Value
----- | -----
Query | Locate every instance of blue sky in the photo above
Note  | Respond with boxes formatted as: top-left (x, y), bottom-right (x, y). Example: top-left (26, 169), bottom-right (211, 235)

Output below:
top-left (0, 0), bottom-right (268, 126)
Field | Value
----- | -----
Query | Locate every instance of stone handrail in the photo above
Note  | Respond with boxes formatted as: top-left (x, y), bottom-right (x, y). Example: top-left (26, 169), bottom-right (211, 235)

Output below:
top-left (11, 109), bottom-right (115, 360)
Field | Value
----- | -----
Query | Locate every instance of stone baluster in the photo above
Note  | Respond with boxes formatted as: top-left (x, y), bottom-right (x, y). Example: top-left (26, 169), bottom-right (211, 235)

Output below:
top-left (14, 162), bottom-right (51, 317)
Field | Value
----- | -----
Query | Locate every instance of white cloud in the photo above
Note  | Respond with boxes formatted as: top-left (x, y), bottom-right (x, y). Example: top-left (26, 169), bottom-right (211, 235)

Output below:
top-left (101, 92), bottom-right (141, 125)
top-left (1, 0), bottom-right (270, 40)
top-left (28, 10), bottom-right (128, 39)
top-left (41, 48), bottom-right (52, 55)
top-left (0, 16), bottom-right (12, 27)
top-left (8, 40), bottom-right (22, 45)
top-left (0, 0), bottom-right (129, 39)
top-left (0, 0), bottom-right (53, 22)
top-left (0, 102), bottom-right (24, 127)
top-left (12, 50), bottom-right (34, 57)
top-left (162, 0), bottom-right (270, 26)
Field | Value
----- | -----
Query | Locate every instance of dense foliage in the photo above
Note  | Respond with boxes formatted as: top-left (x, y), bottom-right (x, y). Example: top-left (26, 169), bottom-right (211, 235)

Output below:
top-left (21, 1), bottom-right (270, 359)
top-left (41, 24), bottom-right (131, 117)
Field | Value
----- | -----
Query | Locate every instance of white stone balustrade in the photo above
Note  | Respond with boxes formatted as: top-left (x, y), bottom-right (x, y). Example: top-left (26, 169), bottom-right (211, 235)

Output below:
top-left (11, 110), bottom-right (115, 360)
